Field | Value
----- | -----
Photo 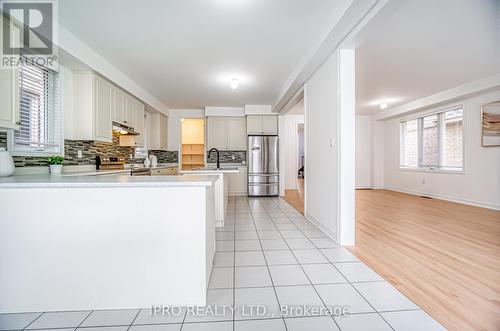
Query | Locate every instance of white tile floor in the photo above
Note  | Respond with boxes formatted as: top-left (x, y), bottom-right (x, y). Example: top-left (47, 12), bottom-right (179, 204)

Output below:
top-left (0, 197), bottom-right (445, 331)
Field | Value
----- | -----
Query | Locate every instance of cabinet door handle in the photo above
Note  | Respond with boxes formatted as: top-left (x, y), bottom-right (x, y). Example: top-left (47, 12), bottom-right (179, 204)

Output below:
top-left (15, 121), bottom-right (21, 125)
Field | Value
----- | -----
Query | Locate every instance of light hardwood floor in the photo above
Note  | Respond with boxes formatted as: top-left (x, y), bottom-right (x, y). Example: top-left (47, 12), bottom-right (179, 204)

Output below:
top-left (283, 178), bottom-right (304, 214)
top-left (349, 189), bottom-right (500, 331)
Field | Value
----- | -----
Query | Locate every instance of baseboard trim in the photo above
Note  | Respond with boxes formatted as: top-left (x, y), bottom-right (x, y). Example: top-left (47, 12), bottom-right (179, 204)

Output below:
top-left (228, 193), bottom-right (247, 197)
top-left (384, 186), bottom-right (500, 211)
top-left (304, 212), bottom-right (339, 244)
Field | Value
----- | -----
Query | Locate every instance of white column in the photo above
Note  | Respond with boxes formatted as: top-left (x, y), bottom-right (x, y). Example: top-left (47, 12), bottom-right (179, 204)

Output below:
top-left (338, 48), bottom-right (355, 246)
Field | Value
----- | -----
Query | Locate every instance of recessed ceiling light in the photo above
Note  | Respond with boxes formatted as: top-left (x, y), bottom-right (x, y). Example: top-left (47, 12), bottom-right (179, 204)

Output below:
top-left (379, 102), bottom-right (388, 109)
top-left (230, 78), bottom-right (239, 90)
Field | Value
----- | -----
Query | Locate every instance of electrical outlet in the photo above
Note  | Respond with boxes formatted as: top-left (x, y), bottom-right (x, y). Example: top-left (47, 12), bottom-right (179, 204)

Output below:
top-left (422, 179), bottom-right (426, 184)
top-left (77, 150), bottom-right (83, 158)
top-left (129, 154), bottom-right (133, 159)
top-left (231, 155), bottom-right (235, 160)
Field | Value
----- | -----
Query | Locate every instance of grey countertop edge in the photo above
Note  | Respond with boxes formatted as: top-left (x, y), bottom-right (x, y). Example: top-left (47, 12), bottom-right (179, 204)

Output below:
top-left (180, 167), bottom-right (239, 174)
top-left (0, 174), bottom-right (218, 188)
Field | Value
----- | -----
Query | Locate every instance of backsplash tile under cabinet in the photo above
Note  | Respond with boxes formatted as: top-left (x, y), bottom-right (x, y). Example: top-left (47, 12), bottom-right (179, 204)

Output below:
top-left (207, 150), bottom-right (246, 164)
top-left (149, 150), bottom-right (178, 163)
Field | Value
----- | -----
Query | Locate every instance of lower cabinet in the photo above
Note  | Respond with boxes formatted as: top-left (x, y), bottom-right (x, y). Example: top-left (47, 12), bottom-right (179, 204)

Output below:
top-left (228, 166), bottom-right (247, 196)
top-left (150, 167), bottom-right (178, 176)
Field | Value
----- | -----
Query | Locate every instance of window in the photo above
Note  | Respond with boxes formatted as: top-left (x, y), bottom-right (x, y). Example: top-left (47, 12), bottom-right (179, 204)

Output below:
top-left (400, 107), bottom-right (464, 171)
top-left (12, 62), bottom-right (61, 155)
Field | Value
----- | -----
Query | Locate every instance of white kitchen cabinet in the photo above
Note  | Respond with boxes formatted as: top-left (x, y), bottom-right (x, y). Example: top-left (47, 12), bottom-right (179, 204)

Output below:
top-left (227, 117), bottom-right (247, 150)
top-left (112, 87), bottom-right (125, 124)
top-left (124, 94), bottom-right (135, 127)
top-left (228, 166), bottom-right (247, 196)
top-left (93, 76), bottom-right (113, 142)
top-left (207, 117), bottom-right (227, 149)
top-left (246, 115), bottom-right (262, 135)
top-left (0, 67), bottom-right (20, 130)
top-left (207, 116), bottom-right (247, 150)
top-left (262, 116), bottom-right (278, 134)
top-left (0, 20), bottom-right (20, 130)
top-left (246, 115), bottom-right (277, 135)
top-left (149, 112), bottom-right (168, 150)
top-left (134, 100), bottom-right (145, 146)
top-left (73, 72), bottom-right (113, 142)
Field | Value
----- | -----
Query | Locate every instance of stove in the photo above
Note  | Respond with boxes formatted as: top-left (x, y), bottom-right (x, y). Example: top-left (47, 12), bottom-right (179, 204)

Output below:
top-left (96, 155), bottom-right (126, 170)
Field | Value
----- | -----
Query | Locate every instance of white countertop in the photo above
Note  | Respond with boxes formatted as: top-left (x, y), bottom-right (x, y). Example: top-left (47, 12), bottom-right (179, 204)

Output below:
top-left (181, 167), bottom-right (239, 174)
top-left (0, 173), bottom-right (217, 188)
top-left (61, 163), bottom-right (179, 177)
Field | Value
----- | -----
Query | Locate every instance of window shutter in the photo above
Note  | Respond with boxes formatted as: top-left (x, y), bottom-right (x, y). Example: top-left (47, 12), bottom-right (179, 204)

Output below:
top-left (13, 62), bottom-right (61, 154)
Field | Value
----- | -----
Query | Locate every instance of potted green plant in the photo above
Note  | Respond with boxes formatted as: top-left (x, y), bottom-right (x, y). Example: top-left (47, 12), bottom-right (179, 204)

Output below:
top-left (47, 156), bottom-right (64, 174)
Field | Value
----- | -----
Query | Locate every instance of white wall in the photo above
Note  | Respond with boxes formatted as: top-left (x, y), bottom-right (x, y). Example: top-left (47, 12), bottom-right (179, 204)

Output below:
top-left (355, 115), bottom-right (372, 188)
top-left (167, 109), bottom-right (205, 151)
top-left (283, 114), bottom-right (304, 190)
top-left (298, 125), bottom-right (304, 169)
top-left (304, 51), bottom-right (340, 241)
top-left (374, 89), bottom-right (500, 210)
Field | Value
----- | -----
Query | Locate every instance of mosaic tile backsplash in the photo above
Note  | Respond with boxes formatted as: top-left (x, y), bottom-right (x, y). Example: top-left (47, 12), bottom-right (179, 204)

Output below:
top-left (207, 150), bottom-right (246, 164)
top-left (0, 131), bottom-right (178, 167)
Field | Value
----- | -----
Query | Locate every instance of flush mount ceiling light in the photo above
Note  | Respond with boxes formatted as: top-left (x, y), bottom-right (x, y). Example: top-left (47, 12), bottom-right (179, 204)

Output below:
top-left (379, 102), bottom-right (388, 109)
top-left (230, 78), bottom-right (239, 90)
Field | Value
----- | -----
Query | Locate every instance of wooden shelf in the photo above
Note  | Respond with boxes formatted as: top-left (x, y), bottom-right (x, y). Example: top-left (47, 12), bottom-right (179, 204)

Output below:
top-left (181, 143), bottom-right (205, 169)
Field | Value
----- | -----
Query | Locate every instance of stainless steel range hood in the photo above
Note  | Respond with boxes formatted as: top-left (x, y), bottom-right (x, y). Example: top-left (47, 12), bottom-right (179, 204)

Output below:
top-left (112, 121), bottom-right (140, 136)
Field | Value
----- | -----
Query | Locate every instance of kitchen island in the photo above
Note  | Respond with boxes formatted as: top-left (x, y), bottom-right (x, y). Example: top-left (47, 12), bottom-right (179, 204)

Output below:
top-left (0, 174), bottom-right (217, 312)
top-left (181, 167), bottom-right (238, 227)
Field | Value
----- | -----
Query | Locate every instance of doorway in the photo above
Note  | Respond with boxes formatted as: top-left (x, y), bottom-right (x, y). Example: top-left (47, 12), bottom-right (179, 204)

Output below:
top-left (281, 97), bottom-right (305, 214)
top-left (180, 118), bottom-right (205, 170)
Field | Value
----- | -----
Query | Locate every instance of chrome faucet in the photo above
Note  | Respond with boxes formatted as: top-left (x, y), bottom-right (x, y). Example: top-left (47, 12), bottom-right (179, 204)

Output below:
top-left (208, 148), bottom-right (220, 169)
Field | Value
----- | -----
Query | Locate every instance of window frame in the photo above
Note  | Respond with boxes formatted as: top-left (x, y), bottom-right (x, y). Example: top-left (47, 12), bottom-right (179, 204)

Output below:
top-left (8, 63), bottom-right (63, 157)
top-left (399, 104), bottom-right (465, 174)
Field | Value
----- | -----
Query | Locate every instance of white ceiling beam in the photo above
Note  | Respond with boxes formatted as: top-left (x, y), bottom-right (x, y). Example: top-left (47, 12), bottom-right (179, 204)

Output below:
top-left (56, 23), bottom-right (169, 115)
top-left (272, 0), bottom-right (404, 113)
top-left (373, 74), bottom-right (500, 121)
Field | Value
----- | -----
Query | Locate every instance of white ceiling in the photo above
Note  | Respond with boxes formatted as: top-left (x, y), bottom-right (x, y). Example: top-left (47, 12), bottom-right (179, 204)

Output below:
top-left (58, 0), bottom-right (348, 109)
top-left (356, 0), bottom-right (500, 115)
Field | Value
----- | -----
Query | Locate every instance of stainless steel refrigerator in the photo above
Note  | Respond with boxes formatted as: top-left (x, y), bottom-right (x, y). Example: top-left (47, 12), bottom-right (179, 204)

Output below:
top-left (247, 135), bottom-right (279, 197)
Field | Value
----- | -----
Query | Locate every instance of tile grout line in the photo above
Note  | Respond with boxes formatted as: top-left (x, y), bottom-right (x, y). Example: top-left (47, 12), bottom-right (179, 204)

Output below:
top-left (125, 309), bottom-right (141, 331)
top-left (291, 210), bottom-right (396, 331)
top-left (248, 198), bottom-right (289, 331)
top-left (269, 198), bottom-right (343, 331)
top-left (74, 310), bottom-right (94, 330)
top-left (22, 313), bottom-right (45, 331)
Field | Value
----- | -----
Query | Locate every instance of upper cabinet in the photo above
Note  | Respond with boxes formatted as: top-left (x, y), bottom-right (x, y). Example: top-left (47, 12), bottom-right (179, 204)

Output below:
top-left (93, 76), bottom-right (113, 142)
top-left (73, 72), bottom-right (112, 142)
top-left (227, 117), bottom-right (247, 150)
top-left (0, 18), bottom-right (20, 130)
top-left (124, 94), bottom-right (135, 127)
top-left (149, 112), bottom-right (168, 150)
top-left (207, 116), bottom-right (246, 150)
top-left (207, 117), bottom-right (227, 149)
top-left (246, 115), bottom-right (277, 135)
top-left (73, 72), bottom-right (146, 144)
top-left (0, 66), bottom-right (20, 130)
top-left (112, 87), bottom-right (125, 124)
top-left (133, 100), bottom-right (145, 146)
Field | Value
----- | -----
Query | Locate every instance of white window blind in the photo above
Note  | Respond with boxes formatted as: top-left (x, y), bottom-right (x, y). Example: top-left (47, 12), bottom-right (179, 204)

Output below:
top-left (400, 106), bottom-right (464, 172)
top-left (13, 62), bottom-right (61, 155)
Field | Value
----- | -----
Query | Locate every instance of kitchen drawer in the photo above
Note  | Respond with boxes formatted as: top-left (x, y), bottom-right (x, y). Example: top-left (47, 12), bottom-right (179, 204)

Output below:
top-left (151, 167), bottom-right (178, 176)
top-left (248, 174), bottom-right (278, 184)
